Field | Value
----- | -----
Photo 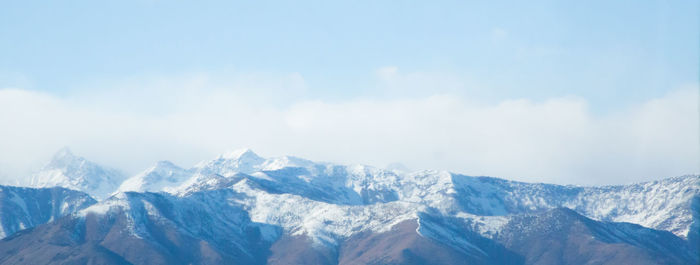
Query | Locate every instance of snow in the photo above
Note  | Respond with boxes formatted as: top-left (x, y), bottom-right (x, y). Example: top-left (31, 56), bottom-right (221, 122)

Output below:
top-left (229, 178), bottom-right (419, 246)
top-left (455, 212), bottom-right (509, 239)
top-left (417, 217), bottom-right (487, 256)
top-left (54, 149), bottom-right (698, 246)
top-left (0, 184), bottom-right (96, 239)
top-left (78, 192), bottom-right (130, 216)
top-left (29, 148), bottom-right (125, 200)
top-left (116, 160), bottom-right (190, 194)
top-left (564, 175), bottom-right (700, 237)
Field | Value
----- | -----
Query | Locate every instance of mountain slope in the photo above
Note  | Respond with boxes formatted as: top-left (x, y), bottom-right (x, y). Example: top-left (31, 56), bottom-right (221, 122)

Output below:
top-left (0, 191), bottom-right (279, 265)
top-left (0, 185), bottom-right (95, 238)
top-left (335, 219), bottom-right (521, 265)
top-left (30, 148), bottom-right (126, 200)
top-left (496, 208), bottom-right (698, 265)
top-left (449, 174), bottom-right (700, 238)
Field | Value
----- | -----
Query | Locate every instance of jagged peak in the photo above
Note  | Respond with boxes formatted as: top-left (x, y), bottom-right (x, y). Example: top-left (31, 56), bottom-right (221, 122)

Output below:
top-left (32, 147), bottom-right (126, 200)
top-left (219, 148), bottom-right (264, 161)
top-left (42, 147), bottom-right (85, 170)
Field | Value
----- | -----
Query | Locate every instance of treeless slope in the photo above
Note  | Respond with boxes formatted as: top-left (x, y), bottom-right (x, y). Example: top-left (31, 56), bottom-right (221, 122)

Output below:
top-left (496, 208), bottom-right (698, 265)
top-left (338, 220), bottom-right (522, 265)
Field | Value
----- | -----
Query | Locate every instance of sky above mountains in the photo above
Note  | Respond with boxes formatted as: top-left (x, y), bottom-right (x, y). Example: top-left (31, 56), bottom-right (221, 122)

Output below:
top-left (0, 0), bottom-right (698, 184)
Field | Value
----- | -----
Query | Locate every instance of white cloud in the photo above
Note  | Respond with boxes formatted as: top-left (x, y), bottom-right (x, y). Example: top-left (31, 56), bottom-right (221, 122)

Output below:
top-left (0, 74), bottom-right (696, 186)
top-left (373, 66), bottom-right (479, 99)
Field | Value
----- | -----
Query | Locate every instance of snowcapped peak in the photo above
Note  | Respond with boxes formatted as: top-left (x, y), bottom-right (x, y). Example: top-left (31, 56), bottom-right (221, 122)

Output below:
top-left (220, 148), bottom-right (262, 161)
top-left (31, 148), bottom-right (125, 200)
top-left (260, 155), bottom-right (316, 171)
top-left (45, 147), bottom-right (81, 168)
top-left (117, 160), bottom-right (190, 193)
top-left (141, 160), bottom-right (185, 176)
top-left (192, 148), bottom-right (267, 177)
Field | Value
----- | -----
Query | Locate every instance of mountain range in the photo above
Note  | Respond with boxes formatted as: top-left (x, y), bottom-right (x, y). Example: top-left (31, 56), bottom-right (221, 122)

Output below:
top-left (0, 148), bottom-right (697, 265)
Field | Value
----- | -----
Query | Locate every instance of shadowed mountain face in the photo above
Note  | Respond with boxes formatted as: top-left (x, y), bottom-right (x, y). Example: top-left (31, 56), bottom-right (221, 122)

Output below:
top-left (0, 185), bottom-right (95, 239)
top-left (689, 195), bottom-right (700, 256)
top-left (496, 208), bottom-right (699, 265)
top-left (267, 219), bottom-right (522, 265)
top-left (337, 219), bottom-right (522, 265)
top-left (0, 191), bottom-right (279, 265)
top-left (267, 235), bottom-right (338, 265)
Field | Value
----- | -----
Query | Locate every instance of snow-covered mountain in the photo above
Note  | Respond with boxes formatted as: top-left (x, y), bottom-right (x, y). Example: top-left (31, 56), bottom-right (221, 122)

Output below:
top-left (1, 148), bottom-right (697, 264)
top-left (160, 149), bottom-right (698, 238)
top-left (29, 148), bottom-right (126, 200)
top-left (0, 185), bottom-right (95, 238)
top-left (116, 160), bottom-right (191, 193)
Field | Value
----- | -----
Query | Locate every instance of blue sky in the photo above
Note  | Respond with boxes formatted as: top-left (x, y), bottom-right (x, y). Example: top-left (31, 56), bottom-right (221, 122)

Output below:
top-left (2, 0), bottom-right (697, 107)
top-left (0, 1), bottom-right (698, 184)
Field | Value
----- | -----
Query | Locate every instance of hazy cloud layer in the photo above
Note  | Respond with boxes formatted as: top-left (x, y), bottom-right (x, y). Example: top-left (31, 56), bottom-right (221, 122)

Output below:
top-left (0, 72), bottom-right (696, 185)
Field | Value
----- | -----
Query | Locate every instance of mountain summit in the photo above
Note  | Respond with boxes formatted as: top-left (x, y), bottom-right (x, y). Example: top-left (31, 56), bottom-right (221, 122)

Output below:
top-left (220, 148), bottom-right (263, 161)
top-left (194, 148), bottom-right (268, 176)
top-left (29, 148), bottom-right (125, 200)
top-left (116, 160), bottom-right (190, 193)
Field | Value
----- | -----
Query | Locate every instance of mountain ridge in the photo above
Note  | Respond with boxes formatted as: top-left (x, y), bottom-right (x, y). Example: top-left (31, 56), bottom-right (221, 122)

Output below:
top-left (1, 148), bottom-right (696, 264)
top-left (19, 148), bottom-right (700, 239)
